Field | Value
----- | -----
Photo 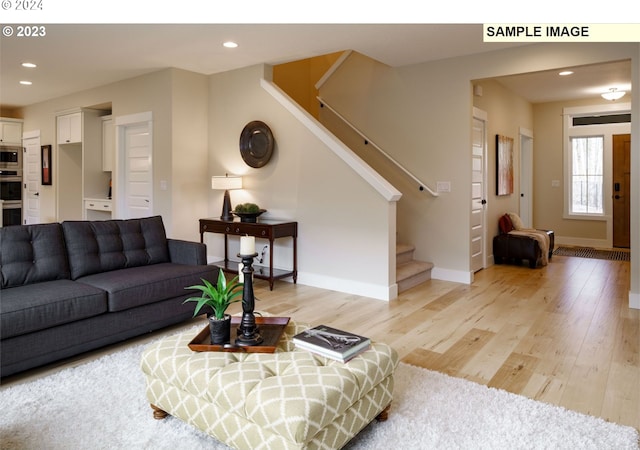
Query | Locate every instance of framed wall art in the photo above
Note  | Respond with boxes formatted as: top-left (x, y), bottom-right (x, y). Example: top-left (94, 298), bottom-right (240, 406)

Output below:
top-left (41, 145), bottom-right (52, 185)
top-left (496, 134), bottom-right (513, 196)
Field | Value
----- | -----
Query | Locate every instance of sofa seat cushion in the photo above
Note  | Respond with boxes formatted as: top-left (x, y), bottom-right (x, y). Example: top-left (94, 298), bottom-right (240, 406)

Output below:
top-left (0, 223), bottom-right (70, 288)
top-left (77, 263), bottom-right (217, 312)
top-left (0, 280), bottom-right (107, 339)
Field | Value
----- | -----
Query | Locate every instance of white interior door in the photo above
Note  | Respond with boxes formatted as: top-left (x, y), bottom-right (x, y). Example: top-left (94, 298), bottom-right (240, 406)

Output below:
top-left (519, 128), bottom-right (534, 228)
top-left (471, 108), bottom-right (488, 272)
top-left (115, 112), bottom-right (153, 220)
top-left (23, 134), bottom-right (41, 224)
top-left (124, 123), bottom-right (152, 218)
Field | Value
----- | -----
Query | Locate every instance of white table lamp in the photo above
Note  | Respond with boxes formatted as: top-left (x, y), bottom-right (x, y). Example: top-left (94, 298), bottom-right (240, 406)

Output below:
top-left (211, 174), bottom-right (242, 221)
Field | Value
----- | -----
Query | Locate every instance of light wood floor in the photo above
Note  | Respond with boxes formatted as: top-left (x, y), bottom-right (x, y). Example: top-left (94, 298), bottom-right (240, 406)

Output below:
top-left (251, 254), bottom-right (639, 432)
top-left (3, 254), bottom-right (638, 433)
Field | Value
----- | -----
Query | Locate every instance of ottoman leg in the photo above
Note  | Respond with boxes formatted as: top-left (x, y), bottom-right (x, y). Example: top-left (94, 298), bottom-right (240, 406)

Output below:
top-left (376, 404), bottom-right (391, 422)
top-left (151, 404), bottom-right (169, 420)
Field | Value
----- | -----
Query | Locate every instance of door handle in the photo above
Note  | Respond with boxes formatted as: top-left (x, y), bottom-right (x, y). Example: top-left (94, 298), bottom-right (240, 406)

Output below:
top-left (34, 192), bottom-right (39, 196)
top-left (614, 195), bottom-right (621, 199)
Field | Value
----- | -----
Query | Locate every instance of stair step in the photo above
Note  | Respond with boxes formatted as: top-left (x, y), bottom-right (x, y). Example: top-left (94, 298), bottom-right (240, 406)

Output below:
top-left (396, 243), bottom-right (415, 264)
top-left (397, 260), bottom-right (433, 293)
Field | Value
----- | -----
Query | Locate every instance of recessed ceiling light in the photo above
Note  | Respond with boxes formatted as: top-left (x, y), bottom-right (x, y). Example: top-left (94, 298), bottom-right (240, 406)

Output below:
top-left (22, 62), bottom-right (37, 68)
top-left (20, 80), bottom-right (32, 85)
top-left (223, 41), bottom-right (238, 48)
top-left (558, 71), bottom-right (574, 76)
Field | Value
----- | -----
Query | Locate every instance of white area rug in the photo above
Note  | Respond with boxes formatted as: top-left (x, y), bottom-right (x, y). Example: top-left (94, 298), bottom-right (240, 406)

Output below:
top-left (1, 331), bottom-right (638, 450)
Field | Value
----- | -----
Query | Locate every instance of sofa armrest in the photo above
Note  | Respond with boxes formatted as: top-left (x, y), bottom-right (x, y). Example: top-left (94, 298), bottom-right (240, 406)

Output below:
top-left (167, 239), bottom-right (207, 265)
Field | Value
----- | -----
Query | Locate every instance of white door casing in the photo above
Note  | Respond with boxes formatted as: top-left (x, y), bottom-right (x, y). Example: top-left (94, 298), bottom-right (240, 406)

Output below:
top-left (114, 112), bottom-right (153, 219)
top-left (23, 132), bottom-right (41, 225)
top-left (471, 108), bottom-right (488, 272)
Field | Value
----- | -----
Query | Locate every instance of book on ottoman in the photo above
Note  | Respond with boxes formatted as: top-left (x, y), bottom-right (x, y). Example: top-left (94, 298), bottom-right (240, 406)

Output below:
top-left (293, 325), bottom-right (371, 362)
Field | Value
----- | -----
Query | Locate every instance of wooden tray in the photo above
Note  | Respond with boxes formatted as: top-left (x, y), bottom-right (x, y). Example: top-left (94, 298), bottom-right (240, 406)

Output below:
top-left (188, 316), bottom-right (290, 353)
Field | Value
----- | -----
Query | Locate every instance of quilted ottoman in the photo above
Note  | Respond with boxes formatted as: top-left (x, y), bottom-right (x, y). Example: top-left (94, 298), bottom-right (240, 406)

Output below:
top-left (140, 320), bottom-right (398, 449)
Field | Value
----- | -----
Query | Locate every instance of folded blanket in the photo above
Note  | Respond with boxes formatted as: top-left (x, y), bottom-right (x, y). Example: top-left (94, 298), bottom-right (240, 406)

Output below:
top-left (509, 229), bottom-right (550, 266)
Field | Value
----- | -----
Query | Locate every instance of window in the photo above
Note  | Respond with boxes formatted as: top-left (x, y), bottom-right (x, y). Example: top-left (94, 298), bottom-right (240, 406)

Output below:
top-left (570, 136), bottom-right (603, 215)
top-left (563, 103), bottom-right (630, 222)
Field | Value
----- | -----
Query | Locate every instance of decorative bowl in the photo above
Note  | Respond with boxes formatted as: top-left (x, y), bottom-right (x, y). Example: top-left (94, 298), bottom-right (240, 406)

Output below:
top-left (233, 209), bottom-right (266, 223)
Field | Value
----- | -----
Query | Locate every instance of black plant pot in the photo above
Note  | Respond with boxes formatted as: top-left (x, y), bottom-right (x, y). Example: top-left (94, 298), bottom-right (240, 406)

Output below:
top-left (208, 314), bottom-right (231, 345)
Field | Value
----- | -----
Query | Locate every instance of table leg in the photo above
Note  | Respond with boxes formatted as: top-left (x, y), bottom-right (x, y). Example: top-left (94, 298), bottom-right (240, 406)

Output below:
top-left (269, 237), bottom-right (274, 290)
top-left (293, 235), bottom-right (298, 284)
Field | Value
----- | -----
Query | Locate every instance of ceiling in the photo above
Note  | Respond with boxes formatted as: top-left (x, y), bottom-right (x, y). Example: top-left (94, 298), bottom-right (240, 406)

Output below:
top-left (0, 24), bottom-right (632, 109)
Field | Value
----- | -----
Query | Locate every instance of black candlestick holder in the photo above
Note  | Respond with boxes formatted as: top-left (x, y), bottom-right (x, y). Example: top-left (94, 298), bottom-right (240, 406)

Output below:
top-left (235, 252), bottom-right (263, 346)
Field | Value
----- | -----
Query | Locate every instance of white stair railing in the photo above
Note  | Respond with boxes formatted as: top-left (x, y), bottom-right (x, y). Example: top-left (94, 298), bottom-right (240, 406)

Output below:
top-left (317, 97), bottom-right (439, 197)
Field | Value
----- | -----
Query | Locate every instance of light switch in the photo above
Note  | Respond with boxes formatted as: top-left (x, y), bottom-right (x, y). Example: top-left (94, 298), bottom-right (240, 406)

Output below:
top-left (551, 180), bottom-right (560, 188)
top-left (436, 181), bottom-right (451, 193)
top-left (160, 180), bottom-right (168, 190)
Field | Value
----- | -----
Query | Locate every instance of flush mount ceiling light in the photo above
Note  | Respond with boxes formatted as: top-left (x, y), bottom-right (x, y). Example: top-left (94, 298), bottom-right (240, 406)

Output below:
top-left (22, 62), bottom-right (37, 68)
top-left (19, 80), bottom-right (32, 85)
top-left (601, 88), bottom-right (626, 101)
top-left (222, 41), bottom-right (238, 48)
top-left (558, 70), bottom-right (574, 76)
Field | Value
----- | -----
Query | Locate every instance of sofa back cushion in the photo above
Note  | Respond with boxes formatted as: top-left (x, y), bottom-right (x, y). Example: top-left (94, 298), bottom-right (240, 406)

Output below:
top-left (0, 223), bottom-right (71, 288)
top-left (62, 216), bottom-right (170, 280)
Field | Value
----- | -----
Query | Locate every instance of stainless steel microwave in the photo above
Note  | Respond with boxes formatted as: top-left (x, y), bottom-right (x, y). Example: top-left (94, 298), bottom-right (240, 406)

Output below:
top-left (0, 145), bottom-right (22, 169)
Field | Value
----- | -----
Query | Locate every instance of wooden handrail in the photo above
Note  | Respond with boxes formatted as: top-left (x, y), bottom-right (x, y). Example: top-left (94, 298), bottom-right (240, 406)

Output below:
top-left (317, 97), bottom-right (439, 197)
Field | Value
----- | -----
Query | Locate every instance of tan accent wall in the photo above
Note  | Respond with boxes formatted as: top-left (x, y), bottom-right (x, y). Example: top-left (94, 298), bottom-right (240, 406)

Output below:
top-left (273, 52), bottom-right (343, 119)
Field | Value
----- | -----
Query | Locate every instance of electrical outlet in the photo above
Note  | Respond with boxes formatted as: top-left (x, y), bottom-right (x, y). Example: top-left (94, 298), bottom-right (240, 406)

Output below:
top-left (551, 180), bottom-right (560, 188)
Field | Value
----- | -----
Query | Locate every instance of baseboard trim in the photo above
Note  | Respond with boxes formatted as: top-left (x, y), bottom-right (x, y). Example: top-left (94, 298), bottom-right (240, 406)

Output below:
top-left (629, 291), bottom-right (640, 310)
top-left (296, 272), bottom-right (396, 302)
top-left (431, 267), bottom-right (473, 285)
top-left (555, 236), bottom-right (611, 249)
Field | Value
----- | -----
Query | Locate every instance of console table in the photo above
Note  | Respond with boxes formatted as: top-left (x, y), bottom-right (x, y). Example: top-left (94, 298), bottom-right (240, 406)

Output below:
top-left (199, 218), bottom-right (297, 290)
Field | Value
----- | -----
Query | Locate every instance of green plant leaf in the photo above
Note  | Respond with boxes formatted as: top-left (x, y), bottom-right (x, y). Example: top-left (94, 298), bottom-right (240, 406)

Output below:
top-left (183, 270), bottom-right (244, 319)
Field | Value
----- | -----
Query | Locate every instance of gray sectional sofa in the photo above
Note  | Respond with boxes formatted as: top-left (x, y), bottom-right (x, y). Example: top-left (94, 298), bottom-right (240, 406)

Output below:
top-left (0, 216), bottom-right (217, 378)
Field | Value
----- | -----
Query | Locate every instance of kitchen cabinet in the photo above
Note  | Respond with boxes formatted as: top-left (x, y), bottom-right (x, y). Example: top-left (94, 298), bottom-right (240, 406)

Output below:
top-left (0, 119), bottom-right (23, 144)
top-left (102, 115), bottom-right (114, 172)
top-left (57, 112), bottom-right (82, 144)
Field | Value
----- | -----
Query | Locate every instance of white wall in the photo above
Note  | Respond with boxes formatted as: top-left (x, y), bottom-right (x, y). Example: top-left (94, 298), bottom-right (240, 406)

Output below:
top-left (318, 43), bottom-right (639, 307)
top-left (19, 68), bottom-right (209, 241)
top-left (207, 64), bottom-right (399, 300)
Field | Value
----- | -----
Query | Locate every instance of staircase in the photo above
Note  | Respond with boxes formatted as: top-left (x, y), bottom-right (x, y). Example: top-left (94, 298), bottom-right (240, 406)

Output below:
top-left (396, 244), bottom-right (433, 293)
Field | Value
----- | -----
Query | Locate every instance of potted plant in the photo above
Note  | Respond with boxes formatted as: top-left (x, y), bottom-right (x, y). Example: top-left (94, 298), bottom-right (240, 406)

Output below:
top-left (184, 269), bottom-right (243, 345)
top-left (233, 202), bottom-right (266, 223)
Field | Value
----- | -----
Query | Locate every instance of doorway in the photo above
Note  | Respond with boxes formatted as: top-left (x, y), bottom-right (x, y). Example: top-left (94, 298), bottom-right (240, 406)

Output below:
top-left (471, 107), bottom-right (488, 272)
top-left (22, 132), bottom-right (41, 224)
top-left (115, 112), bottom-right (153, 219)
top-left (519, 128), bottom-right (533, 228)
top-left (613, 133), bottom-right (630, 248)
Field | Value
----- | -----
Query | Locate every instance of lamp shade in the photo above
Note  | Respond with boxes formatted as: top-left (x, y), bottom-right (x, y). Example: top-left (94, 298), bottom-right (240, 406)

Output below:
top-left (211, 175), bottom-right (242, 190)
top-left (601, 88), bottom-right (625, 101)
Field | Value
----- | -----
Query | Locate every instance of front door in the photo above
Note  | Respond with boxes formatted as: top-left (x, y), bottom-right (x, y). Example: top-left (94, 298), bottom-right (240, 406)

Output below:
top-left (471, 108), bottom-right (488, 272)
top-left (612, 133), bottom-right (630, 248)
